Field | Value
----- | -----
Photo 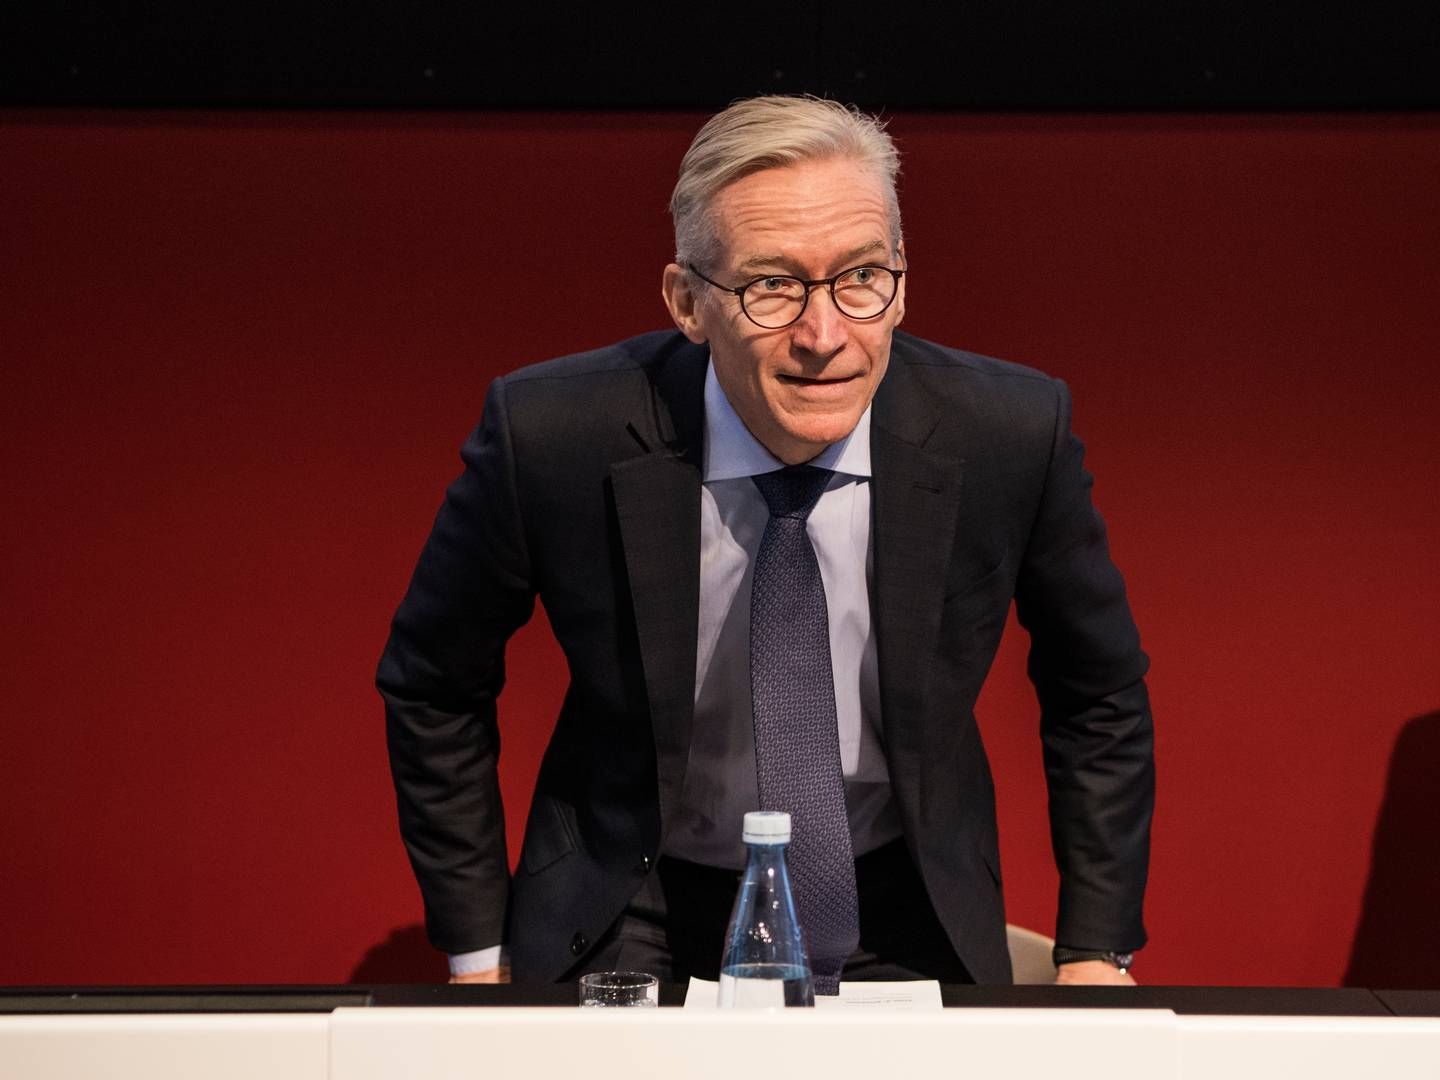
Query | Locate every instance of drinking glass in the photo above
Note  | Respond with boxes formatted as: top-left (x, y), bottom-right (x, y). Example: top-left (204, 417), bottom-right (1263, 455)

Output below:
top-left (577, 971), bottom-right (659, 1007)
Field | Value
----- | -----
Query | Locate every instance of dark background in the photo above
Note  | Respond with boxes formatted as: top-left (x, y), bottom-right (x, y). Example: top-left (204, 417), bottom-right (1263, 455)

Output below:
top-left (2, 6), bottom-right (1438, 990)
top-left (4, 1), bottom-right (1440, 109)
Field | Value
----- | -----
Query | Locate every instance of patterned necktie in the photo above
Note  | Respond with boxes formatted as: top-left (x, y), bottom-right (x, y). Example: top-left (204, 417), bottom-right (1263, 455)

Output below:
top-left (749, 465), bottom-right (859, 995)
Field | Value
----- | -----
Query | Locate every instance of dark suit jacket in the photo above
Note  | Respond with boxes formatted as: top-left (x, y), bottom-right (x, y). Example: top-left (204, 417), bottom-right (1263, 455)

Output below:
top-left (378, 329), bottom-right (1154, 984)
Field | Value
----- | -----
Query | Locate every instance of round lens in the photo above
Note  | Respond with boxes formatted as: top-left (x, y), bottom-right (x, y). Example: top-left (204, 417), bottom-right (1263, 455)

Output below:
top-left (833, 267), bottom-right (894, 318)
top-left (742, 277), bottom-right (806, 328)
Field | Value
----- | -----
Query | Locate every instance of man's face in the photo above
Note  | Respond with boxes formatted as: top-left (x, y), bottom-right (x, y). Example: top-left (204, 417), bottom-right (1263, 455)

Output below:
top-left (663, 156), bottom-right (905, 465)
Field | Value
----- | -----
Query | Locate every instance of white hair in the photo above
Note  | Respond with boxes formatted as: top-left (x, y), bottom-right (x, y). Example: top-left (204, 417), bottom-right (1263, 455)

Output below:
top-left (670, 95), bottom-right (902, 271)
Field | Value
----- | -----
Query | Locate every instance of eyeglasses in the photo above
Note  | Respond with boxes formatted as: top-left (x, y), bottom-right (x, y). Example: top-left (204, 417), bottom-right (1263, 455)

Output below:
top-left (687, 263), bottom-right (906, 330)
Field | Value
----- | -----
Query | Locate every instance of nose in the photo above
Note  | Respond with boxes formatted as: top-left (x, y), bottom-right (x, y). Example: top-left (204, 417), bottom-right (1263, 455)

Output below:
top-left (789, 283), bottom-right (848, 358)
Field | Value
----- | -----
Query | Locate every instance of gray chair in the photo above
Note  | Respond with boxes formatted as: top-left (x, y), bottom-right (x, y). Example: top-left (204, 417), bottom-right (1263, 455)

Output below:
top-left (1006, 924), bottom-right (1058, 984)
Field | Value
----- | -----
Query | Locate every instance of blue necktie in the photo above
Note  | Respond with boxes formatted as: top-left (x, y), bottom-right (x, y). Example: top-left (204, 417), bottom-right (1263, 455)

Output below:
top-left (750, 465), bottom-right (859, 995)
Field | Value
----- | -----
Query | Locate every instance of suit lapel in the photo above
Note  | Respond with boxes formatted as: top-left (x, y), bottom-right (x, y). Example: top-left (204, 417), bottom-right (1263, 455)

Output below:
top-left (610, 337), bottom-right (972, 830)
top-left (609, 343), bottom-right (706, 835)
top-left (871, 351), bottom-right (964, 770)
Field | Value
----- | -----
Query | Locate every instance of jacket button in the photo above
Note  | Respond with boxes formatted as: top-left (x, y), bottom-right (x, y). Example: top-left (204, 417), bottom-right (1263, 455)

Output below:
top-left (570, 932), bottom-right (588, 956)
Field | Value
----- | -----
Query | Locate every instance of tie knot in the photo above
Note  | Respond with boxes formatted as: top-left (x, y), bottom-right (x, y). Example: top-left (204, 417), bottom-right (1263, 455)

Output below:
top-left (752, 465), bottom-right (832, 521)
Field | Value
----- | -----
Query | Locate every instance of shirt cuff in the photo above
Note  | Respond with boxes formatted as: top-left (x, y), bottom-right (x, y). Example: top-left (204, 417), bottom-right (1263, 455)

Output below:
top-left (448, 945), bottom-right (509, 976)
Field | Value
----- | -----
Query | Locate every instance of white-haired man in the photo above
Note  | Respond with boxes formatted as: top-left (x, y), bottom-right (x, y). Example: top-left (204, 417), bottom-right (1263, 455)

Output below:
top-left (380, 96), bottom-right (1154, 991)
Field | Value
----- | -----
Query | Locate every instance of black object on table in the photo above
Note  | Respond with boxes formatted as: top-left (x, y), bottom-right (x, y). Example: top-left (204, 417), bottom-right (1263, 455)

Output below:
top-left (2, 984), bottom-right (1437, 1016)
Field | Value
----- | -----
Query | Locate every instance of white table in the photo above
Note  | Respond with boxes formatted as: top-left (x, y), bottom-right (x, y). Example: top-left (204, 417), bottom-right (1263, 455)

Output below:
top-left (5, 1005), bottom-right (1440, 1080)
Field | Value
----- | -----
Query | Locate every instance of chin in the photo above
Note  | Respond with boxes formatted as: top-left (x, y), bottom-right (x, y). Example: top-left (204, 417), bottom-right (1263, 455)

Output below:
top-left (779, 414), bottom-right (861, 455)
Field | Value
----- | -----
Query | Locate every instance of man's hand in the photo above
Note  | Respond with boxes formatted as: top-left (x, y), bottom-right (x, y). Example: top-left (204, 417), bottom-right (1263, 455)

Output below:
top-left (1054, 960), bottom-right (1137, 986)
top-left (450, 965), bottom-right (511, 985)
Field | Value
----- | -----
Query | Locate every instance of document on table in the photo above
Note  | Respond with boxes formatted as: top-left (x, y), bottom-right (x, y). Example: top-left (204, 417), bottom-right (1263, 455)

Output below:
top-left (684, 978), bottom-right (942, 1010)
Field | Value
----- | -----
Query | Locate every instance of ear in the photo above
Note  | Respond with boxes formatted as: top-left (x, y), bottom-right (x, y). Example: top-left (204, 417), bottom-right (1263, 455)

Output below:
top-left (662, 263), bottom-right (708, 344)
top-left (892, 241), bottom-right (907, 327)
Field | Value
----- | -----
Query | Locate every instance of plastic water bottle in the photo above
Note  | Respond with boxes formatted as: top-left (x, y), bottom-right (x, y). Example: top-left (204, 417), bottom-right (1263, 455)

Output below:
top-left (717, 811), bottom-right (815, 1008)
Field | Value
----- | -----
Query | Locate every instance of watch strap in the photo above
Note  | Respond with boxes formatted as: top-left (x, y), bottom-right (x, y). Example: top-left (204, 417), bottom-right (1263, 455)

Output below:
top-left (1052, 947), bottom-right (1135, 972)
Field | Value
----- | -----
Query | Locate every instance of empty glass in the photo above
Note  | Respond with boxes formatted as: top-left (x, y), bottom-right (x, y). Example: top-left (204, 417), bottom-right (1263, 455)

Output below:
top-left (577, 971), bottom-right (659, 1007)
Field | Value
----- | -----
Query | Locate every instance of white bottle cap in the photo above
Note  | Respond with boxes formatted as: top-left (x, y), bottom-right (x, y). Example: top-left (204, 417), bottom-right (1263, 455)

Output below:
top-left (742, 810), bottom-right (791, 844)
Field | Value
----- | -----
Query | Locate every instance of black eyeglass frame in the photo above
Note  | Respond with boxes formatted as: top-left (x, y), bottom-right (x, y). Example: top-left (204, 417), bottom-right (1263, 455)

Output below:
top-left (686, 262), bottom-right (907, 329)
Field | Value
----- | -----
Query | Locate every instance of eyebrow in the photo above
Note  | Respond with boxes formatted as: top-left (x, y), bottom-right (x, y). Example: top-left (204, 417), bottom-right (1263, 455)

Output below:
top-left (735, 239), bottom-right (890, 276)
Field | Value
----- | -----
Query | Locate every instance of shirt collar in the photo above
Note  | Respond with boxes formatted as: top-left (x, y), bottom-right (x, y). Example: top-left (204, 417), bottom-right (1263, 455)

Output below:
top-left (701, 356), bottom-right (873, 482)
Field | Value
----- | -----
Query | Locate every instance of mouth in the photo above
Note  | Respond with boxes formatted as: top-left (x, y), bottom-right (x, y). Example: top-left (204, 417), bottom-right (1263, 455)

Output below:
top-left (776, 373), bottom-right (862, 387)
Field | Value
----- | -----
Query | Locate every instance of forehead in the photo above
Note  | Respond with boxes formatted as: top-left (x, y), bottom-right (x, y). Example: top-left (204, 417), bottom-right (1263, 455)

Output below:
top-left (709, 156), bottom-right (893, 270)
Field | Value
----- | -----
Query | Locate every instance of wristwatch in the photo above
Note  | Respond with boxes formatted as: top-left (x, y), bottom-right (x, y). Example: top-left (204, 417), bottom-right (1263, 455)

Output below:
top-left (1051, 947), bottom-right (1134, 974)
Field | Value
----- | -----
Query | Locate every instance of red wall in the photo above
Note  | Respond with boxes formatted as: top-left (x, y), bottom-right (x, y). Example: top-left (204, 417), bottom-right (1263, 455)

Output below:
top-left (2, 110), bottom-right (1437, 988)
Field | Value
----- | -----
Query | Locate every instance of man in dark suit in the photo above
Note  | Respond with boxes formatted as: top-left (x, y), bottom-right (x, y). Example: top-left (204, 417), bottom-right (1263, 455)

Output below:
top-left (379, 96), bottom-right (1153, 989)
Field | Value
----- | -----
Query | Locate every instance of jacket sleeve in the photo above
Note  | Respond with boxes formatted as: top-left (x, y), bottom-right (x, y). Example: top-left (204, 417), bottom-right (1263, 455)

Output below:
top-left (376, 376), bottom-right (536, 955)
top-left (1013, 378), bottom-right (1155, 953)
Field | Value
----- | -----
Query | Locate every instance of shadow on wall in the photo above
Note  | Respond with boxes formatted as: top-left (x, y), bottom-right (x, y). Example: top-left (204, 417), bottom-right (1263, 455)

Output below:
top-left (1344, 710), bottom-right (1440, 989)
top-left (349, 924), bottom-right (448, 984)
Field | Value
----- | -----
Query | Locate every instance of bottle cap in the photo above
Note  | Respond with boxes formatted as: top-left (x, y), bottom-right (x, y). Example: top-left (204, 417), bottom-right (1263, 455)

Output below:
top-left (742, 810), bottom-right (791, 844)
